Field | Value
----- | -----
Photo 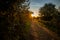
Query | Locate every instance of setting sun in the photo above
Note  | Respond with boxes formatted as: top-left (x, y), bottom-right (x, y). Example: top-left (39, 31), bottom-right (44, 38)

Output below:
top-left (31, 13), bottom-right (39, 17)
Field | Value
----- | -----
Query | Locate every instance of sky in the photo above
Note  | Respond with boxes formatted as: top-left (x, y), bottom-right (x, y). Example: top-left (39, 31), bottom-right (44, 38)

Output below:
top-left (29, 0), bottom-right (60, 16)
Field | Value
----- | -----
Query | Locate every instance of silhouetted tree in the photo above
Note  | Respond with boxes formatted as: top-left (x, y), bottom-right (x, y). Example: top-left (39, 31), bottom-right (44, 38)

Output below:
top-left (39, 3), bottom-right (58, 21)
top-left (0, 0), bottom-right (31, 40)
top-left (39, 3), bottom-right (60, 37)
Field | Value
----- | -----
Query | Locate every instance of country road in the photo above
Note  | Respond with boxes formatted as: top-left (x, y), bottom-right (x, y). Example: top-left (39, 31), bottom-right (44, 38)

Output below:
top-left (29, 19), bottom-right (60, 40)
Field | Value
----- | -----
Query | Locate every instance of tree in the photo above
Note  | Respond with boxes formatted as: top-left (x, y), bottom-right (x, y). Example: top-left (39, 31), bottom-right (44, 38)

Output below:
top-left (0, 0), bottom-right (31, 40)
top-left (39, 3), bottom-right (58, 21)
top-left (39, 3), bottom-right (60, 37)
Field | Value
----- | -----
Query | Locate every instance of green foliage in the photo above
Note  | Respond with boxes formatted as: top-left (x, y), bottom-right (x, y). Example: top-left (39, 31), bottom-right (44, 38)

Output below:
top-left (39, 3), bottom-right (60, 36)
top-left (39, 3), bottom-right (58, 21)
top-left (0, 0), bottom-right (31, 40)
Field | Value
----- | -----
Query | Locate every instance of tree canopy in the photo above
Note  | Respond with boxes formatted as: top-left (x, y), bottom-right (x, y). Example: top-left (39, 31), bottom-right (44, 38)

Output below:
top-left (39, 3), bottom-right (60, 36)
top-left (39, 3), bottom-right (58, 21)
top-left (0, 0), bottom-right (31, 40)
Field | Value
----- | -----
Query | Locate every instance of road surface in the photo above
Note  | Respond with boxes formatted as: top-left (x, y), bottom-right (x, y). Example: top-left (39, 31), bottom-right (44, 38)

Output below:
top-left (29, 19), bottom-right (59, 40)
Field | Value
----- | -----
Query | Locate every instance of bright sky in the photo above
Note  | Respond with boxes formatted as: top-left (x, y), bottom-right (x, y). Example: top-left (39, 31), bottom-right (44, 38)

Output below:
top-left (29, 0), bottom-right (60, 16)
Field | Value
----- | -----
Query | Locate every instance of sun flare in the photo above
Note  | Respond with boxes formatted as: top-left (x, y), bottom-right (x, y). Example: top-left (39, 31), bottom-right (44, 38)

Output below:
top-left (31, 13), bottom-right (39, 17)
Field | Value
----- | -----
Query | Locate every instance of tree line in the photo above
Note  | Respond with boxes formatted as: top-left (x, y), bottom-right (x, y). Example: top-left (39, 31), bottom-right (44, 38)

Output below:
top-left (39, 3), bottom-right (60, 37)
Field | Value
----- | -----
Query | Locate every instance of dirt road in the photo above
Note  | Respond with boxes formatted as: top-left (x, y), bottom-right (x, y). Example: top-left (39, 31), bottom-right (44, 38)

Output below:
top-left (29, 19), bottom-right (59, 40)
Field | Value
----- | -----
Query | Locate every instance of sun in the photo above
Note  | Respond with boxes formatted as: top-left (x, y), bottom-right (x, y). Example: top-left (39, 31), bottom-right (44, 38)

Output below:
top-left (31, 13), bottom-right (39, 17)
top-left (31, 14), bottom-right (35, 17)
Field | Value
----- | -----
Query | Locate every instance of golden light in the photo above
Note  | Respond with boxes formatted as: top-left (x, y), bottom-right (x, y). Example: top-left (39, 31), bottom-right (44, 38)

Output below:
top-left (31, 13), bottom-right (39, 17)
top-left (31, 14), bottom-right (35, 17)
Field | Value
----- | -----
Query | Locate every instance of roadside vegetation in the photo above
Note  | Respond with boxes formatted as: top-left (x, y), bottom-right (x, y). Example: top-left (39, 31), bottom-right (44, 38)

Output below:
top-left (39, 3), bottom-right (60, 37)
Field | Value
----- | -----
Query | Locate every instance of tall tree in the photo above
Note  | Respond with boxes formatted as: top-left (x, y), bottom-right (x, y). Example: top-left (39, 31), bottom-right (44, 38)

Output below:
top-left (39, 3), bottom-right (60, 36)
top-left (0, 0), bottom-right (31, 40)
top-left (39, 3), bottom-right (58, 21)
